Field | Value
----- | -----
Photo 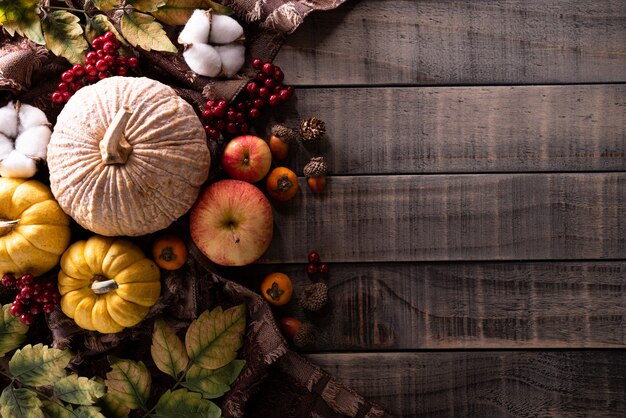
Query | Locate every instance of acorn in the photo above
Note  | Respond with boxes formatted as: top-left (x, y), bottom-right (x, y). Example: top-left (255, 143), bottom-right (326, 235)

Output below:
top-left (269, 124), bottom-right (296, 161)
top-left (298, 282), bottom-right (328, 312)
top-left (299, 117), bottom-right (326, 143)
top-left (280, 317), bottom-right (316, 348)
top-left (303, 156), bottom-right (328, 193)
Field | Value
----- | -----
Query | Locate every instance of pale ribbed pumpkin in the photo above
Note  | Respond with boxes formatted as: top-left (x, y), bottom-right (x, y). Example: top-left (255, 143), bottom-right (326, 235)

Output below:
top-left (0, 178), bottom-right (70, 277)
top-left (58, 235), bottom-right (161, 334)
top-left (47, 77), bottom-right (210, 236)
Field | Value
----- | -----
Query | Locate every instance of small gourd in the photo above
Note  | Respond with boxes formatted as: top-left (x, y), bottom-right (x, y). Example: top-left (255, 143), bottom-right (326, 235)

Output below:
top-left (58, 235), bottom-right (161, 334)
top-left (47, 77), bottom-right (210, 237)
top-left (0, 177), bottom-right (71, 277)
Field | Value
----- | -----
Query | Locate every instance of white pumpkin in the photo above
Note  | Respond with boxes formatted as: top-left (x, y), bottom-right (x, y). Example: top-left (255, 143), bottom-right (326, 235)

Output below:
top-left (47, 77), bottom-right (210, 236)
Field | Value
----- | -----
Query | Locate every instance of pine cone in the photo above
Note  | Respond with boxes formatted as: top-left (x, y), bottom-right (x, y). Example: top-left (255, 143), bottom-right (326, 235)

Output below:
top-left (299, 117), bottom-right (326, 142)
top-left (271, 124), bottom-right (296, 143)
top-left (293, 321), bottom-right (316, 347)
top-left (303, 156), bottom-right (328, 178)
top-left (299, 282), bottom-right (328, 311)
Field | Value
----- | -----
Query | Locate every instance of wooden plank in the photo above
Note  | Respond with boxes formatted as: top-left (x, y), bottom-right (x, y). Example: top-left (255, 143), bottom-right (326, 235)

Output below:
top-left (307, 351), bottom-right (626, 417)
top-left (246, 262), bottom-right (626, 350)
top-left (273, 85), bottom-right (626, 174)
top-left (261, 173), bottom-right (626, 263)
top-left (275, 0), bottom-right (626, 85)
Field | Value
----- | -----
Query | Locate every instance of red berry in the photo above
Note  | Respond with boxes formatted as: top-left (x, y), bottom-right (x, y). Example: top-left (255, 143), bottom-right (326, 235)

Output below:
top-left (258, 87), bottom-right (269, 98)
top-left (128, 56), bottom-right (139, 68)
top-left (10, 303), bottom-right (24, 316)
top-left (52, 293), bottom-right (61, 304)
top-left (92, 37), bottom-right (104, 50)
top-left (57, 82), bottom-right (69, 92)
top-left (236, 101), bottom-right (248, 112)
top-left (71, 81), bottom-right (84, 91)
top-left (85, 51), bottom-right (98, 65)
top-left (97, 71), bottom-right (108, 80)
top-left (318, 263), bottom-right (330, 276)
top-left (205, 99), bottom-right (216, 108)
top-left (268, 94), bottom-right (280, 106)
top-left (95, 59), bottom-right (108, 72)
top-left (264, 78), bottom-right (276, 90)
top-left (246, 81), bottom-right (258, 95)
top-left (97, 49), bottom-right (106, 58)
top-left (20, 286), bottom-right (33, 299)
top-left (20, 274), bottom-right (34, 287)
top-left (72, 64), bottom-right (85, 76)
top-left (2, 273), bottom-right (16, 288)
top-left (62, 91), bottom-right (72, 102)
top-left (61, 71), bottom-right (74, 83)
top-left (308, 251), bottom-right (320, 263)
top-left (253, 98), bottom-right (264, 109)
top-left (44, 281), bottom-right (56, 291)
top-left (51, 91), bottom-right (64, 104)
top-left (205, 127), bottom-right (220, 140)
top-left (19, 313), bottom-right (34, 326)
top-left (116, 55), bottom-right (128, 66)
top-left (18, 295), bottom-right (29, 305)
top-left (252, 58), bottom-right (264, 69)
top-left (214, 119), bottom-right (226, 130)
top-left (85, 74), bottom-right (98, 83)
top-left (85, 64), bottom-right (97, 76)
top-left (273, 85), bottom-right (282, 94)
top-left (248, 108), bottom-right (261, 119)
top-left (116, 67), bottom-right (127, 76)
top-left (104, 31), bottom-right (117, 42)
top-left (103, 42), bottom-right (116, 55)
top-left (43, 303), bottom-right (55, 314)
top-left (236, 112), bottom-right (245, 123)
top-left (29, 304), bottom-right (42, 315)
top-left (274, 69), bottom-right (285, 82)
top-left (41, 290), bottom-right (53, 303)
top-left (262, 62), bottom-right (275, 76)
top-left (256, 72), bottom-right (265, 82)
top-left (239, 123), bottom-right (250, 134)
top-left (202, 109), bottom-right (213, 120)
top-left (226, 123), bottom-right (238, 135)
top-left (306, 263), bottom-right (318, 277)
top-left (213, 106), bottom-right (226, 118)
top-left (104, 54), bottom-right (115, 66)
top-left (226, 110), bottom-right (237, 121)
top-left (279, 89), bottom-right (291, 102)
top-left (217, 99), bottom-right (228, 108)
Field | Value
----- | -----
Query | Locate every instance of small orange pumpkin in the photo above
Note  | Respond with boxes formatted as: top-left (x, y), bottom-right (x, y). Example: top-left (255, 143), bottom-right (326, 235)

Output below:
top-left (265, 167), bottom-right (298, 201)
top-left (152, 234), bottom-right (187, 270)
top-left (260, 272), bottom-right (293, 306)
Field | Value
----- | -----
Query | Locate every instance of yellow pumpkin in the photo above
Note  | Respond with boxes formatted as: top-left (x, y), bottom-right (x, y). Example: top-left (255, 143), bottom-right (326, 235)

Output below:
top-left (58, 235), bottom-right (161, 334)
top-left (0, 178), bottom-right (70, 277)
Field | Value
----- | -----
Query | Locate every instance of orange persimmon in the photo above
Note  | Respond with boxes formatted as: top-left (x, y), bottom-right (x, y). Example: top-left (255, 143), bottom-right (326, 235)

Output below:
top-left (265, 167), bottom-right (298, 201)
top-left (261, 272), bottom-right (293, 306)
top-left (152, 234), bottom-right (187, 270)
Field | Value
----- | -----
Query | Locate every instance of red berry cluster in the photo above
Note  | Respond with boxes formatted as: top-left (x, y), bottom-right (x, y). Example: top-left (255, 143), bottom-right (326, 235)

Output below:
top-left (201, 58), bottom-right (295, 140)
top-left (2, 273), bottom-right (61, 326)
top-left (306, 251), bottom-right (329, 280)
top-left (51, 31), bottom-right (139, 104)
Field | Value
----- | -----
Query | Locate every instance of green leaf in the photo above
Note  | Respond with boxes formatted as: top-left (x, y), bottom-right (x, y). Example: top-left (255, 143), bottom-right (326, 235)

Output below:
top-left (151, 318), bottom-right (189, 379)
top-left (0, 0), bottom-right (45, 45)
top-left (9, 344), bottom-right (72, 387)
top-left (185, 305), bottom-right (246, 370)
top-left (154, 389), bottom-right (221, 418)
top-left (104, 357), bottom-right (151, 412)
top-left (53, 375), bottom-right (106, 406)
top-left (96, 393), bottom-right (130, 418)
top-left (42, 10), bottom-right (89, 64)
top-left (0, 386), bottom-right (44, 418)
top-left (41, 401), bottom-right (73, 418)
top-left (151, 0), bottom-right (233, 26)
top-left (0, 303), bottom-right (28, 357)
top-left (129, 0), bottom-right (166, 13)
top-left (182, 360), bottom-right (245, 399)
top-left (70, 406), bottom-right (106, 418)
top-left (120, 11), bottom-right (177, 53)
top-left (92, 0), bottom-right (119, 11)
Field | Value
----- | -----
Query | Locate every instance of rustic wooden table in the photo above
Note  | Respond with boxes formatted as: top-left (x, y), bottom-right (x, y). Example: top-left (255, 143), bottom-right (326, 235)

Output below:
top-left (249, 1), bottom-right (626, 416)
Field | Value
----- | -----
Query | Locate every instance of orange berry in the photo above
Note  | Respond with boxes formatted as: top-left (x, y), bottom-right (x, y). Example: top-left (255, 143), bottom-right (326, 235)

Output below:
top-left (260, 272), bottom-right (293, 306)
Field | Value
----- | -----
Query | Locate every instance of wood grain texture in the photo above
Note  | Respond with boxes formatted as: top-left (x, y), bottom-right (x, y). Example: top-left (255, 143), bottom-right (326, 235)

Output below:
top-left (273, 85), bottom-right (626, 174)
top-left (275, 0), bottom-right (626, 85)
top-left (247, 262), bottom-right (626, 350)
top-left (307, 351), bottom-right (626, 417)
top-left (262, 173), bottom-right (626, 263)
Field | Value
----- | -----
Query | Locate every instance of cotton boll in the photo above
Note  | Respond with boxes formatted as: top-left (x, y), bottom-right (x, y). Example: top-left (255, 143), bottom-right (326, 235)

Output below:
top-left (0, 150), bottom-right (37, 178)
top-left (178, 9), bottom-right (212, 45)
top-left (0, 133), bottom-right (13, 160)
top-left (183, 43), bottom-right (222, 77)
top-left (209, 14), bottom-right (244, 44)
top-left (15, 125), bottom-right (52, 159)
top-left (0, 102), bottom-right (18, 138)
top-left (17, 103), bottom-right (49, 131)
top-left (215, 44), bottom-right (246, 78)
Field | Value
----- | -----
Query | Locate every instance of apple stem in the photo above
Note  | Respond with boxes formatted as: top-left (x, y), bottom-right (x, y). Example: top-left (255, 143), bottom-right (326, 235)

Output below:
top-left (230, 223), bottom-right (240, 244)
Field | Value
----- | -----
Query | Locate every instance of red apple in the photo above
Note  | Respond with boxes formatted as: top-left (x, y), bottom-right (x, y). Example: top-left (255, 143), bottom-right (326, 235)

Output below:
top-left (190, 179), bottom-right (273, 266)
top-left (221, 135), bottom-right (272, 183)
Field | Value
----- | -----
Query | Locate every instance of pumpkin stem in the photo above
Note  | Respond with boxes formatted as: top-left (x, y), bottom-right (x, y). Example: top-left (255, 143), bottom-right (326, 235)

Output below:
top-left (100, 106), bottom-right (133, 165)
top-left (0, 219), bottom-right (18, 236)
top-left (91, 278), bottom-right (119, 294)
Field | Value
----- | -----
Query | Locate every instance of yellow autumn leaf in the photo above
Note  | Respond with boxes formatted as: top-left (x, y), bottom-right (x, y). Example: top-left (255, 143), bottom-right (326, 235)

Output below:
top-left (151, 0), bottom-right (233, 26)
top-left (42, 10), bottom-right (89, 64)
top-left (120, 11), bottom-right (177, 53)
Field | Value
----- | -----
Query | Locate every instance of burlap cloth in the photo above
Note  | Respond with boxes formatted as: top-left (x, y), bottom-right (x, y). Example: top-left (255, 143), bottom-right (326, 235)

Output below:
top-left (0, 1), bottom-right (396, 416)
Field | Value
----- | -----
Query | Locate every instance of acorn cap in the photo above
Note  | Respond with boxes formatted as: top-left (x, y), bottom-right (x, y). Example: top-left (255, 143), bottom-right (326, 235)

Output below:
top-left (298, 282), bottom-right (328, 311)
top-left (293, 321), bottom-right (316, 347)
top-left (303, 156), bottom-right (328, 178)
top-left (271, 124), bottom-right (296, 143)
top-left (299, 117), bottom-right (326, 142)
